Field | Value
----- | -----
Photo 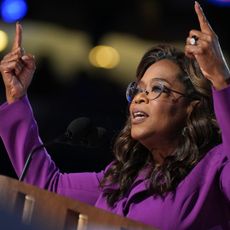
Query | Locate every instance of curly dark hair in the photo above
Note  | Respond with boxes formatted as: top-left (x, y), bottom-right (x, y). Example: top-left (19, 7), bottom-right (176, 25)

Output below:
top-left (100, 44), bottom-right (221, 207)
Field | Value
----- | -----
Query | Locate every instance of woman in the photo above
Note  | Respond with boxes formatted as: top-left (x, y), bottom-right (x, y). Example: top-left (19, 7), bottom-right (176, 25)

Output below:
top-left (0, 2), bottom-right (230, 229)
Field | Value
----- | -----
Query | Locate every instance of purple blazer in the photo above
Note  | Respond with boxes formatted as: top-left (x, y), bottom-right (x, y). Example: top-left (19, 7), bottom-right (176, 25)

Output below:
top-left (0, 86), bottom-right (230, 230)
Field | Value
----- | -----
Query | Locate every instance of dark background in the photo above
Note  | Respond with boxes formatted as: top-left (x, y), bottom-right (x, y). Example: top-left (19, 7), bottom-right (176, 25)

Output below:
top-left (0, 0), bottom-right (229, 179)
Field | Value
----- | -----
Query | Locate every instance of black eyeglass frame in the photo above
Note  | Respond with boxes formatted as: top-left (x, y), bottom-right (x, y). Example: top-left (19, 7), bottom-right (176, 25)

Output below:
top-left (126, 81), bottom-right (191, 103)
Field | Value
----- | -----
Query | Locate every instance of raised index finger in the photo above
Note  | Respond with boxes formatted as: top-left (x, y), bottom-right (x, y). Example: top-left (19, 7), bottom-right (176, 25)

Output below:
top-left (195, 1), bottom-right (213, 34)
top-left (12, 22), bottom-right (22, 50)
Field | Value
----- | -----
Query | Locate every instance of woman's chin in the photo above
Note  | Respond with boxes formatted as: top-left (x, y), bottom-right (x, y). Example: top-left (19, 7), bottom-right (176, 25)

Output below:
top-left (131, 129), bottom-right (152, 142)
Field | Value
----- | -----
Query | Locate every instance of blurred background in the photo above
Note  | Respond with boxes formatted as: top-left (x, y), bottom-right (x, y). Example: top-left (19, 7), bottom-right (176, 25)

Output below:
top-left (0, 0), bottom-right (229, 179)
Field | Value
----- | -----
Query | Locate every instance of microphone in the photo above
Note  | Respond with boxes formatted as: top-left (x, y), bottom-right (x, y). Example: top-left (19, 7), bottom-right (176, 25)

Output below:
top-left (19, 117), bottom-right (107, 182)
top-left (62, 117), bottom-right (107, 148)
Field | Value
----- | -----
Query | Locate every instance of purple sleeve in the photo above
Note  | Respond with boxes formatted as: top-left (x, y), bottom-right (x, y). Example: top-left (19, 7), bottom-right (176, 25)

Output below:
top-left (212, 86), bottom-right (230, 200)
top-left (0, 96), bottom-right (103, 205)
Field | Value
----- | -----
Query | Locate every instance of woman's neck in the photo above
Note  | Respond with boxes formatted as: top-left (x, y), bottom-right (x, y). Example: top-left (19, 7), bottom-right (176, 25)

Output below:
top-left (149, 138), bottom-right (179, 165)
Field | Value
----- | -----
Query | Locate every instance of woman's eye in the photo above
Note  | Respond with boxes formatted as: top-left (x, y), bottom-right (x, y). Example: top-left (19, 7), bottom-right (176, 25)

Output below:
top-left (151, 85), bottom-right (162, 93)
top-left (136, 87), bottom-right (144, 94)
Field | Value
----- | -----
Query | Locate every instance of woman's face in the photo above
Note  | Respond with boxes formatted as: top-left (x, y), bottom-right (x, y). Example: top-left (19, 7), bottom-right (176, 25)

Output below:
top-left (129, 59), bottom-right (191, 150)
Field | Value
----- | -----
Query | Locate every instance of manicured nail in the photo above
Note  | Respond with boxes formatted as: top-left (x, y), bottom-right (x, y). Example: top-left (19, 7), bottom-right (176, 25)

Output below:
top-left (195, 1), bottom-right (201, 8)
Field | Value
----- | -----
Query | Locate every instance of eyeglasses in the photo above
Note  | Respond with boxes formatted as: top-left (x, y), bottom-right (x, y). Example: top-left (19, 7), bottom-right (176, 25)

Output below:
top-left (126, 80), bottom-right (188, 103)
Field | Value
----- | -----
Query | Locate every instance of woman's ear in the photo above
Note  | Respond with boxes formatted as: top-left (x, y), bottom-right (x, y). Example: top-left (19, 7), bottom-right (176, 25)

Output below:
top-left (186, 100), bottom-right (200, 116)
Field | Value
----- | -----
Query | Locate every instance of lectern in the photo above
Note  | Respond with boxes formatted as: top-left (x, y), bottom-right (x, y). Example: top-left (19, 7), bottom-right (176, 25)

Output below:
top-left (0, 175), bottom-right (157, 230)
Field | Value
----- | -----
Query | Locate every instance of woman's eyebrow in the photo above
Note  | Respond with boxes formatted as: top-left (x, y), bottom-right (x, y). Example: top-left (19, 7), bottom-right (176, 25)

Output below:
top-left (151, 77), bottom-right (173, 86)
top-left (138, 77), bottom-right (175, 87)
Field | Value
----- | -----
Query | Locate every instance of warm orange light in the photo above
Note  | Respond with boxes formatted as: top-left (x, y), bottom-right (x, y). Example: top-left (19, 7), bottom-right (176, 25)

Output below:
top-left (0, 30), bottom-right (8, 52)
top-left (88, 45), bottom-right (120, 69)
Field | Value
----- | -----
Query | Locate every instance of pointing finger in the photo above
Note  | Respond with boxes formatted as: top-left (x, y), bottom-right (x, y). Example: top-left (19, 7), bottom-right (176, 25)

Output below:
top-left (195, 1), bottom-right (214, 34)
top-left (12, 22), bottom-right (22, 50)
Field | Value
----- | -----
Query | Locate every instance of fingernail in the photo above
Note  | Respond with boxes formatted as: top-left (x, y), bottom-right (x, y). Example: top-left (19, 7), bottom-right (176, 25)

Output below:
top-left (16, 21), bottom-right (23, 29)
top-left (195, 1), bottom-right (201, 8)
top-left (21, 56), bottom-right (28, 60)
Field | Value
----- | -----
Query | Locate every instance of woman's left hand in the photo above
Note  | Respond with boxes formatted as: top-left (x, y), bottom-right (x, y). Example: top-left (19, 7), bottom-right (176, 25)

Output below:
top-left (185, 1), bottom-right (230, 90)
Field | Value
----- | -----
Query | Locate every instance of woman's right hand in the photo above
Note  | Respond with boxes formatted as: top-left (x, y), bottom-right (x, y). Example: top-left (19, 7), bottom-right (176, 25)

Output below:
top-left (0, 22), bottom-right (36, 104)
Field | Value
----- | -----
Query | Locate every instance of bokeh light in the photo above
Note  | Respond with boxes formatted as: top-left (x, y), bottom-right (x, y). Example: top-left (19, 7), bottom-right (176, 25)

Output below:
top-left (1, 0), bottom-right (28, 23)
top-left (0, 30), bottom-right (8, 52)
top-left (208, 0), bottom-right (230, 7)
top-left (89, 45), bottom-right (120, 69)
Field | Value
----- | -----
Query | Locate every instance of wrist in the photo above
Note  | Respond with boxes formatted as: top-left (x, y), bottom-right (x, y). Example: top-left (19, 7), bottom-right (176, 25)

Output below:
top-left (210, 73), bottom-right (230, 90)
top-left (6, 94), bottom-right (17, 104)
top-left (5, 88), bottom-right (24, 104)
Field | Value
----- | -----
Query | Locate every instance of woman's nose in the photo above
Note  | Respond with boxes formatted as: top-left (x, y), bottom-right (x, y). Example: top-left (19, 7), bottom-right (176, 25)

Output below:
top-left (133, 91), bottom-right (149, 104)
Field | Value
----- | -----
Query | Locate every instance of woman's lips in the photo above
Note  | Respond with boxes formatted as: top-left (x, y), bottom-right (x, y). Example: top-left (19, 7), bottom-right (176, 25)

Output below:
top-left (132, 110), bottom-right (149, 124)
